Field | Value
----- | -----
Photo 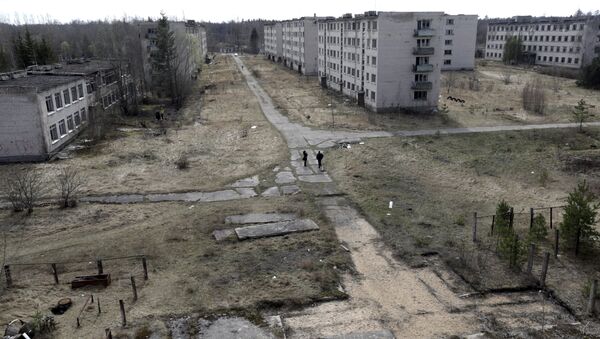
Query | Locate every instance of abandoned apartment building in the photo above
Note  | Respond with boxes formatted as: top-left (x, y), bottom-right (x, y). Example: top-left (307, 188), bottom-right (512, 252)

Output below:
top-left (485, 15), bottom-right (600, 68)
top-left (264, 11), bottom-right (477, 112)
top-left (0, 60), bottom-right (136, 163)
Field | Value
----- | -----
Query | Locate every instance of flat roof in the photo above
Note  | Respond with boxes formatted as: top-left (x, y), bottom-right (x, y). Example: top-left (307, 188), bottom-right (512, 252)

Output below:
top-left (488, 16), bottom-right (594, 25)
top-left (48, 60), bottom-right (116, 75)
top-left (0, 75), bottom-right (82, 92)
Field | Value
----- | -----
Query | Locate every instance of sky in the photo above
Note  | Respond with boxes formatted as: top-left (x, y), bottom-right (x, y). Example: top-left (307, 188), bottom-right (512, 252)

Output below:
top-left (0, 0), bottom-right (598, 24)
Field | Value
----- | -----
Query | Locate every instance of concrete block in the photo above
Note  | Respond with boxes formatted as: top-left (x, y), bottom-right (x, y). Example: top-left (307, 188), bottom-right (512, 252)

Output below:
top-left (235, 219), bottom-right (319, 240)
top-left (225, 213), bottom-right (296, 224)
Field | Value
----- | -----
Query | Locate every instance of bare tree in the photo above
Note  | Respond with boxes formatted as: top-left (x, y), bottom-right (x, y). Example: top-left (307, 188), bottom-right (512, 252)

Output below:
top-left (2, 168), bottom-right (47, 214)
top-left (468, 75), bottom-right (480, 91)
top-left (56, 167), bottom-right (86, 208)
top-left (522, 77), bottom-right (547, 115)
top-left (444, 72), bottom-right (457, 94)
top-left (502, 69), bottom-right (512, 84)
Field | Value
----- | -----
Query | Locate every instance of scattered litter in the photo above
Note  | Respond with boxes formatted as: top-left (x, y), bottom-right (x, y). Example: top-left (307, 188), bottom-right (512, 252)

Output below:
top-left (251, 125), bottom-right (257, 129)
top-left (347, 145), bottom-right (352, 149)
top-left (386, 213), bottom-right (391, 216)
top-left (359, 141), bottom-right (365, 145)
top-left (531, 171), bottom-right (535, 174)
top-left (188, 205), bottom-right (195, 209)
top-left (389, 201), bottom-right (394, 209)
top-left (340, 245), bottom-right (350, 252)
top-left (319, 259), bottom-right (323, 262)
top-left (272, 276), bottom-right (277, 280)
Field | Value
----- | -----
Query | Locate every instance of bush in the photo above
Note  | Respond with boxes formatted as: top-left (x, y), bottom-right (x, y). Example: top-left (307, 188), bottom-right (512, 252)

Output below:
top-left (175, 154), bottom-right (189, 170)
top-left (528, 214), bottom-right (548, 244)
top-left (522, 78), bottom-right (547, 114)
top-left (56, 167), bottom-right (85, 208)
top-left (577, 57), bottom-right (600, 89)
top-left (2, 168), bottom-right (47, 214)
top-left (560, 180), bottom-right (599, 252)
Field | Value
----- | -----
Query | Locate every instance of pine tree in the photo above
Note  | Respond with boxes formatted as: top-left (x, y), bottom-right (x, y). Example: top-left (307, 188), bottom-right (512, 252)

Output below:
top-left (560, 181), bottom-right (599, 254)
top-left (151, 13), bottom-right (177, 100)
top-left (572, 99), bottom-right (593, 131)
top-left (0, 45), bottom-right (11, 72)
top-left (249, 28), bottom-right (259, 54)
top-left (502, 36), bottom-right (522, 65)
top-left (528, 214), bottom-right (548, 244)
top-left (35, 38), bottom-right (55, 65)
top-left (23, 28), bottom-right (36, 66)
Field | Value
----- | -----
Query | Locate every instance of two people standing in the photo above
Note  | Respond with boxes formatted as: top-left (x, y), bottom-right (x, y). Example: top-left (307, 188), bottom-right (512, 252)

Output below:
top-left (302, 150), bottom-right (325, 171)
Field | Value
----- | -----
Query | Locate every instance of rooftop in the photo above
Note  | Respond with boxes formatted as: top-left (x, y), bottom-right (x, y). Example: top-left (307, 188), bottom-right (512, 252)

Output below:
top-left (488, 15), bottom-right (598, 25)
top-left (36, 60), bottom-right (117, 76)
top-left (0, 74), bottom-right (82, 92)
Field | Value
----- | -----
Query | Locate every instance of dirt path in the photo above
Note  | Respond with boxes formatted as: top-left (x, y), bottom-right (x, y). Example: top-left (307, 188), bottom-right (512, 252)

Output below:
top-left (233, 54), bottom-right (579, 337)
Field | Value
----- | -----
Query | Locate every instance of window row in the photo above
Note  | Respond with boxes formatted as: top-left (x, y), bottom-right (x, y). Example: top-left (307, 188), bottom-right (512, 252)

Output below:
top-left (319, 21), bottom-right (378, 31)
top-left (488, 34), bottom-right (583, 43)
top-left (487, 43), bottom-right (582, 54)
top-left (489, 23), bottom-right (585, 32)
top-left (49, 108), bottom-right (87, 142)
top-left (45, 83), bottom-right (85, 114)
top-left (103, 91), bottom-right (120, 109)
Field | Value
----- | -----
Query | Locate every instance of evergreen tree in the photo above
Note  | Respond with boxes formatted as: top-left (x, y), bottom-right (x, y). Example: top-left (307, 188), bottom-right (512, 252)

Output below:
top-left (577, 57), bottom-right (600, 89)
top-left (35, 38), bottom-right (55, 65)
top-left (23, 28), bottom-right (36, 65)
top-left (13, 34), bottom-right (27, 68)
top-left (572, 99), bottom-right (593, 131)
top-left (0, 45), bottom-right (11, 72)
top-left (528, 214), bottom-right (548, 244)
top-left (560, 181), bottom-right (599, 253)
top-left (249, 28), bottom-right (259, 54)
top-left (151, 13), bottom-right (177, 100)
top-left (502, 36), bottom-right (522, 65)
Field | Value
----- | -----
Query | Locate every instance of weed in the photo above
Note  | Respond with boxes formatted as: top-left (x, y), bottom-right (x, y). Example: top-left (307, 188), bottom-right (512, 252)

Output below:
top-left (175, 153), bottom-right (190, 170)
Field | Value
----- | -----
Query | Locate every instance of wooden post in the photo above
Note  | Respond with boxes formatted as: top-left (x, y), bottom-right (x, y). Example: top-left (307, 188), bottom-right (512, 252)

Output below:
top-left (97, 260), bottom-right (103, 275)
top-left (91, 295), bottom-right (94, 303)
top-left (588, 279), bottom-right (598, 315)
top-left (491, 215), bottom-right (495, 236)
top-left (509, 208), bottom-right (514, 229)
top-left (472, 212), bottom-right (478, 242)
top-left (4, 265), bottom-right (12, 288)
top-left (105, 328), bottom-right (112, 339)
top-left (511, 235), bottom-right (520, 268)
top-left (554, 229), bottom-right (559, 257)
top-left (131, 276), bottom-right (138, 301)
top-left (51, 263), bottom-right (59, 285)
top-left (550, 207), bottom-right (553, 229)
top-left (76, 317), bottom-right (80, 328)
top-left (530, 208), bottom-right (534, 229)
top-left (540, 252), bottom-right (550, 287)
top-left (119, 300), bottom-right (126, 327)
top-left (142, 257), bottom-right (148, 280)
top-left (98, 297), bottom-right (101, 314)
top-left (527, 243), bottom-right (536, 274)
top-left (575, 227), bottom-right (582, 256)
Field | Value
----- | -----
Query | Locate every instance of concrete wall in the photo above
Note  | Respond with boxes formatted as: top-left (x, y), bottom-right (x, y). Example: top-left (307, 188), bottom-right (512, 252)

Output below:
top-left (303, 18), bottom-right (320, 75)
top-left (0, 88), bottom-right (46, 162)
top-left (442, 15), bottom-right (477, 70)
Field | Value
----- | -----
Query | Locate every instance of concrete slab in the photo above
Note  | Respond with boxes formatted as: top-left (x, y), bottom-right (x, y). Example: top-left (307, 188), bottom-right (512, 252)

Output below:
top-left (322, 330), bottom-right (395, 339)
top-left (294, 165), bottom-right (314, 175)
top-left (298, 174), bottom-right (332, 183)
top-left (235, 187), bottom-right (258, 198)
top-left (290, 150), bottom-right (301, 161)
top-left (281, 185), bottom-right (301, 195)
top-left (197, 317), bottom-right (275, 339)
top-left (275, 171), bottom-right (296, 184)
top-left (199, 190), bottom-right (241, 202)
top-left (283, 167), bottom-right (291, 171)
top-left (235, 219), bottom-right (319, 240)
top-left (230, 175), bottom-right (259, 187)
top-left (212, 229), bottom-right (235, 241)
top-left (81, 194), bottom-right (145, 204)
top-left (317, 140), bottom-right (337, 149)
top-left (261, 186), bottom-right (280, 197)
top-left (272, 166), bottom-right (280, 172)
top-left (225, 213), bottom-right (296, 224)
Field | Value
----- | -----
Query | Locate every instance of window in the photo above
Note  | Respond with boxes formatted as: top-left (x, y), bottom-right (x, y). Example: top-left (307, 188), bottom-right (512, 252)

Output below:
top-left (71, 87), bottom-right (78, 102)
top-left (78, 84), bottom-right (84, 98)
top-left (49, 124), bottom-right (59, 142)
top-left (55, 93), bottom-right (63, 109)
top-left (445, 39), bottom-right (452, 46)
top-left (446, 29), bottom-right (454, 35)
top-left (444, 59), bottom-right (452, 65)
top-left (58, 120), bottom-right (67, 136)
top-left (574, 58), bottom-right (579, 64)
top-left (81, 108), bottom-right (87, 122)
top-left (417, 20), bottom-right (431, 30)
top-left (372, 39), bottom-right (377, 48)
top-left (414, 91), bottom-right (428, 100)
top-left (372, 56), bottom-right (376, 66)
top-left (63, 89), bottom-right (71, 105)
top-left (45, 95), bottom-right (54, 113)
top-left (66, 115), bottom-right (74, 131)
top-left (371, 74), bottom-right (376, 82)
top-left (74, 111), bottom-right (81, 126)
top-left (415, 74), bottom-right (428, 82)
top-left (371, 91), bottom-right (375, 100)
top-left (372, 21), bottom-right (377, 30)
top-left (444, 50), bottom-right (452, 55)
top-left (446, 19), bottom-right (454, 25)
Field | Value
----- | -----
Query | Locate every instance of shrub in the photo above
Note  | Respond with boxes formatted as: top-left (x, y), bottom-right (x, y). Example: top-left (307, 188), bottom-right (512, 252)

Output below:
top-left (175, 154), bottom-right (189, 170)
top-left (522, 78), bottom-right (547, 114)
top-left (577, 57), bottom-right (600, 89)
top-left (2, 168), bottom-right (47, 214)
top-left (528, 214), bottom-right (548, 244)
top-left (56, 167), bottom-right (85, 208)
top-left (560, 180), bottom-right (599, 252)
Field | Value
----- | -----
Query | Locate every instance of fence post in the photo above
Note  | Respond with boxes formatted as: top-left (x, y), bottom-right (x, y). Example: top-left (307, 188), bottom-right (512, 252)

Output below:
top-left (119, 300), bottom-right (126, 327)
top-left (77, 317), bottom-right (80, 328)
top-left (105, 328), bottom-right (112, 339)
top-left (554, 229), bottom-right (559, 257)
top-left (51, 263), bottom-right (59, 285)
top-left (4, 265), bottom-right (12, 288)
top-left (97, 260), bottom-right (103, 275)
top-left (540, 252), bottom-right (550, 287)
top-left (527, 243), bottom-right (536, 274)
top-left (98, 297), bottom-right (101, 314)
top-left (530, 208), bottom-right (534, 229)
top-left (131, 276), bottom-right (138, 301)
top-left (142, 257), bottom-right (148, 280)
top-left (491, 215), bottom-right (495, 236)
top-left (550, 207), bottom-right (553, 229)
top-left (588, 279), bottom-right (598, 316)
top-left (509, 208), bottom-right (514, 229)
top-left (472, 212), bottom-right (478, 242)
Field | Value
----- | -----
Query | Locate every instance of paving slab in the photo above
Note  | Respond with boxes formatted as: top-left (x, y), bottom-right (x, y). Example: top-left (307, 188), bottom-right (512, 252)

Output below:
top-left (281, 185), bottom-right (301, 195)
top-left (235, 219), bottom-right (319, 240)
top-left (235, 187), bottom-right (258, 198)
top-left (261, 186), bottom-right (281, 197)
top-left (290, 149), bottom-right (301, 161)
top-left (225, 213), bottom-right (296, 224)
top-left (294, 165), bottom-right (314, 175)
top-left (199, 190), bottom-right (241, 202)
top-left (275, 171), bottom-right (296, 184)
top-left (273, 166), bottom-right (280, 172)
top-left (322, 330), bottom-right (395, 339)
top-left (317, 140), bottom-right (338, 149)
top-left (212, 229), bottom-right (236, 241)
top-left (230, 175), bottom-right (259, 187)
top-left (81, 194), bottom-right (145, 204)
top-left (298, 174), bottom-right (332, 183)
top-left (146, 192), bottom-right (204, 202)
top-left (197, 317), bottom-right (275, 339)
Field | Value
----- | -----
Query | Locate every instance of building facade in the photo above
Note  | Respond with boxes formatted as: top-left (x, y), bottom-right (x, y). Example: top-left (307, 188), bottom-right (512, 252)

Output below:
top-left (282, 17), bottom-right (321, 75)
top-left (317, 12), bottom-right (445, 112)
top-left (264, 22), bottom-right (283, 62)
top-left (485, 16), bottom-right (600, 68)
top-left (441, 15), bottom-right (478, 70)
top-left (0, 71), bottom-right (89, 162)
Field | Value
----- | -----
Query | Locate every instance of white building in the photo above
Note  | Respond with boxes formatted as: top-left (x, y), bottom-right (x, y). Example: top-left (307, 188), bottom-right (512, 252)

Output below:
top-left (442, 15), bottom-right (478, 70)
top-left (0, 72), bottom-right (89, 162)
top-left (318, 12), bottom-right (446, 112)
top-left (281, 16), bottom-right (322, 75)
top-left (485, 16), bottom-right (600, 68)
top-left (264, 22), bottom-right (283, 62)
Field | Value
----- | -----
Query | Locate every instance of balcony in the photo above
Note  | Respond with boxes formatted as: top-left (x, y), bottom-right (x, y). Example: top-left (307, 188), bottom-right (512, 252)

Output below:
top-left (411, 81), bottom-right (432, 90)
top-left (413, 29), bottom-right (435, 37)
top-left (413, 47), bottom-right (434, 55)
top-left (413, 64), bottom-right (434, 72)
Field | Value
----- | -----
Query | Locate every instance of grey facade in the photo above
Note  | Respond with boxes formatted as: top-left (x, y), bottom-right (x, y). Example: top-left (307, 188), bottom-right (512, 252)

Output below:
top-left (485, 16), bottom-right (600, 68)
top-left (0, 72), bottom-right (89, 162)
top-left (281, 17), bottom-right (322, 75)
top-left (264, 22), bottom-right (283, 62)
top-left (442, 14), bottom-right (478, 70)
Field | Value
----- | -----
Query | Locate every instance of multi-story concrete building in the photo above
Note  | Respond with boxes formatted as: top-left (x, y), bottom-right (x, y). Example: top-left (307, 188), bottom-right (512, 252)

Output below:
top-left (441, 14), bottom-right (478, 70)
top-left (138, 20), bottom-right (207, 89)
top-left (264, 22), bottom-right (283, 62)
top-left (282, 16), bottom-right (322, 75)
top-left (485, 15), bottom-right (600, 68)
top-left (0, 71), bottom-right (89, 162)
top-left (317, 11), bottom-right (446, 112)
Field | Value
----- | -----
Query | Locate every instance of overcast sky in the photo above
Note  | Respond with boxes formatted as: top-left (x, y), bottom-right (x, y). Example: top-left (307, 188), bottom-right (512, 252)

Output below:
top-left (0, 0), bottom-right (598, 24)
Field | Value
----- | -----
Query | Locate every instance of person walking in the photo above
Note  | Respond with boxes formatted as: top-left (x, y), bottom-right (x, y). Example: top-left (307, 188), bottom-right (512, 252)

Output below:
top-left (316, 151), bottom-right (324, 171)
top-left (302, 150), bottom-right (308, 167)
